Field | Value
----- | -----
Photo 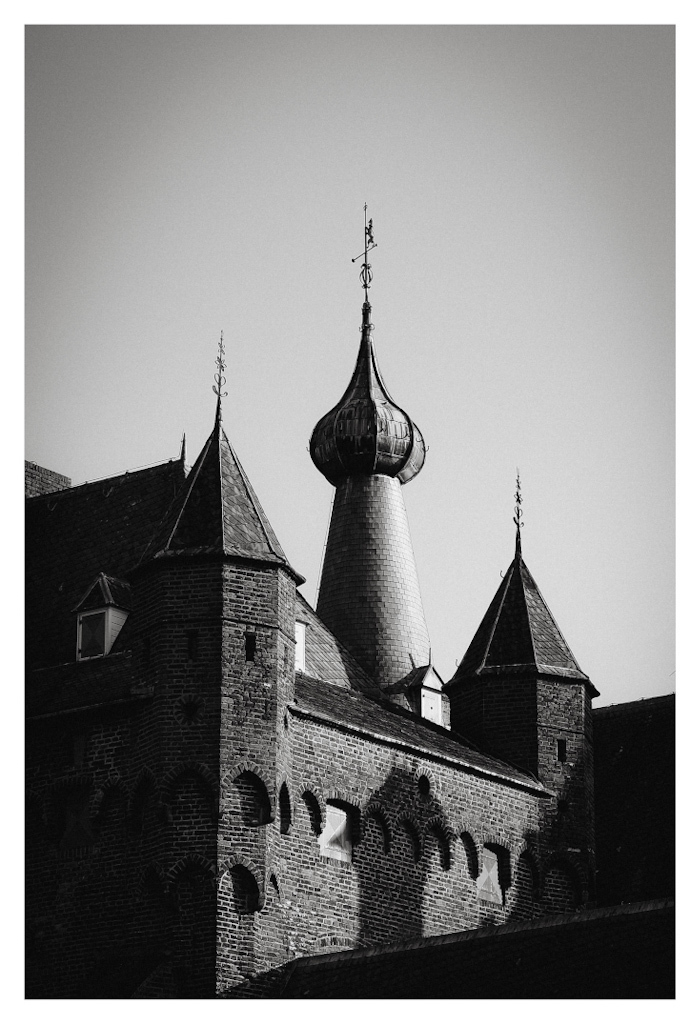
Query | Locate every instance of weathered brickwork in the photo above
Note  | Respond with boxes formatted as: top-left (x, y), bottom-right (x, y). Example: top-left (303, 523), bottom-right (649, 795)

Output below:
top-left (316, 474), bottom-right (430, 687)
top-left (25, 460), bottom-right (71, 497)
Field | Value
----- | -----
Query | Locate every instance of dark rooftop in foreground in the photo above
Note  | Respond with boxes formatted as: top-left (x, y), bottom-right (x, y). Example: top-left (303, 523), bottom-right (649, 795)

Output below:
top-left (273, 899), bottom-right (674, 999)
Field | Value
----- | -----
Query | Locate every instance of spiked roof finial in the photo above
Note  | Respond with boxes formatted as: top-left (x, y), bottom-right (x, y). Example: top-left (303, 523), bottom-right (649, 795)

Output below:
top-left (212, 330), bottom-right (228, 420)
top-left (513, 469), bottom-right (524, 557)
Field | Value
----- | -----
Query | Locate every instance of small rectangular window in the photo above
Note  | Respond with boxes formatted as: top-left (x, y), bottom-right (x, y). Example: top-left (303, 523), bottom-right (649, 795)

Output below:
top-left (477, 847), bottom-right (504, 904)
top-left (78, 612), bottom-right (106, 659)
top-left (294, 622), bottom-right (306, 673)
top-left (319, 804), bottom-right (353, 863)
top-left (245, 633), bottom-right (256, 662)
top-left (557, 739), bottom-right (567, 763)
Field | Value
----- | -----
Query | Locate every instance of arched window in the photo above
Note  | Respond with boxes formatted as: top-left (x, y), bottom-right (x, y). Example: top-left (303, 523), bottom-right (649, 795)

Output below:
top-left (229, 865), bottom-right (260, 915)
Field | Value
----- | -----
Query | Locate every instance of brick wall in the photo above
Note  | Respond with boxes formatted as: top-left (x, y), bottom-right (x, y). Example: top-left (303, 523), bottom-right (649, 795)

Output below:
top-left (25, 461), bottom-right (71, 497)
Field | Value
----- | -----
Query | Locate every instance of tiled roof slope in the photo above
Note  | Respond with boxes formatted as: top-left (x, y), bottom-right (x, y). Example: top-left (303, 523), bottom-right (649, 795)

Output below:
top-left (448, 551), bottom-right (592, 687)
top-left (291, 674), bottom-right (547, 793)
top-left (26, 459), bottom-right (186, 670)
top-left (144, 410), bottom-right (300, 580)
top-left (274, 899), bottom-right (674, 999)
top-left (594, 694), bottom-right (675, 906)
top-left (295, 593), bottom-right (381, 697)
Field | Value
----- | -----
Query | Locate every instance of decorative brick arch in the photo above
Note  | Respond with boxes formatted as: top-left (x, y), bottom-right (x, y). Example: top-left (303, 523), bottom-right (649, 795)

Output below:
top-left (393, 812), bottom-right (423, 861)
top-left (91, 776), bottom-right (129, 825)
top-left (363, 801), bottom-right (392, 853)
top-left (424, 815), bottom-right (454, 870)
top-left (221, 761), bottom-right (275, 815)
top-left (541, 851), bottom-right (588, 910)
top-left (415, 767), bottom-right (437, 800)
top-left (161, 761), bottom-right (219, 823)
top-left (454, 826), bottom-right (479, 880)
top-left (218, 852), bottom-right (264, 886)
top-left (217, 854), bottom-right (264, 913)
top-left (166, 853), bottom-right (217, 892)
top-left (162, 761), bottom-right (219, 804)
top-left (296, 779), bottom-right (325, 812)
top-left (312, 934), bottom-right (356, 952)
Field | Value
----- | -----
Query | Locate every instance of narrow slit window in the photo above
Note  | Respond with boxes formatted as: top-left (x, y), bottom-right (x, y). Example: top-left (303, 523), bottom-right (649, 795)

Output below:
top-left (245, 633), bottom-right (256, 662)
top-left (187, 630), bottom-right (199, 661)
top-left (557, 739), bottom-right (567, 763)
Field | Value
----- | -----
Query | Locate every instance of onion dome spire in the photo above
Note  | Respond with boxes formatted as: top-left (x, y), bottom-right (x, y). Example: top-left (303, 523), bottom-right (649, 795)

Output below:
top-left (310, 209), bottom-right (426, 486)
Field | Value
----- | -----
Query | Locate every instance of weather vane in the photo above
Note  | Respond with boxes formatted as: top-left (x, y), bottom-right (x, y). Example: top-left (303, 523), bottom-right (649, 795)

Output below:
top-left (351, 203), bottom-right (377, 301)
top-left (513, 469), bottom-right (524, 552)
top-left (212, 330), bottom-right (228, 402)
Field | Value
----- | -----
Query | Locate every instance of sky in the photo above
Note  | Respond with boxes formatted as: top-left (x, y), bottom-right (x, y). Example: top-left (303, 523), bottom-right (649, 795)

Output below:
top-left (25, 23), bottom-right (675, 708)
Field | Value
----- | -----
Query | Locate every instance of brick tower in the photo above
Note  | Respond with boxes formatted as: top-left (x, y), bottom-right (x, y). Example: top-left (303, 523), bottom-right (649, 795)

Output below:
top-left (446, 500), bottom-right (599, 904)
top-left (131, 352), bottom-right (303, 994)
top-left (310, 216), bottom-right (430, 691)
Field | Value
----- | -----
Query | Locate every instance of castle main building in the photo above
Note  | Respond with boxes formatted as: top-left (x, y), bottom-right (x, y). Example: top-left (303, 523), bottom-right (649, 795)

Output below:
top-left (26, 230), bottom-right (602, 998)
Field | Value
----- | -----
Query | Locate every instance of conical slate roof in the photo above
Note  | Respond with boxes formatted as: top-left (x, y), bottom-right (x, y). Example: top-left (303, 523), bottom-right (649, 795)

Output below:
top-left (449, 550), bottom-right (592, 687)
top-left (145, 407), bottom-right (301, 579)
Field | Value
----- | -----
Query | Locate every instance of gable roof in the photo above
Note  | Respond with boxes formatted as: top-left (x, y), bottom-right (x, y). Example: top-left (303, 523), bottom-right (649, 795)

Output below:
top-left (448, 551), bottom-right (594, 690)
top-left (72, 572), bottom-right (132, 613)
top-left (26, 458), bottom-right (187, 670)
top-left (143, 410), bottom-right (301, 580)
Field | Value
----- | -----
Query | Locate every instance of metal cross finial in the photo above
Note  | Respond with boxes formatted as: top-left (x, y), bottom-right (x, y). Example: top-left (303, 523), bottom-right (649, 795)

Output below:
top-left (351, 203), bottom-right (378, 300)
top-left (212, 330), bottom-right (228, 403)
top-left (513, 469), bottom-right (524, 554)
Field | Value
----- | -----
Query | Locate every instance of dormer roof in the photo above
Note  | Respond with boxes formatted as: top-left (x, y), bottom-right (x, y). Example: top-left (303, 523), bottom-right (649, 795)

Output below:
top-left (448, 552), bottom-right (597, 693)
top-left (145, 409), bottom-right (303, 581)
top-left (72, 573), bottom-right (132, 613)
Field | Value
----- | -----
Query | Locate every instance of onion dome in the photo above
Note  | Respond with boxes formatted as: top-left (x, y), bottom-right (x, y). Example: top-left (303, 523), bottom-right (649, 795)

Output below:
top-left (310, 301), bottom-right (426, 486)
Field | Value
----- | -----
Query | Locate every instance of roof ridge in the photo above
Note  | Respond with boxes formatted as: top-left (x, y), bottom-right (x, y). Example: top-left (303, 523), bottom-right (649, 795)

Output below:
top-left (219, 424), bottom-right (283, 562)
top-left (520, 558), bottom-right (583, 674)
top-left (161, 427), bottom-right (216, 552)
top-left (478, 561), bottom-right (515, 673)
top-left (515, 555), bottom-right (538, 669)
top-left (25, 458), bottom-right (182, 502)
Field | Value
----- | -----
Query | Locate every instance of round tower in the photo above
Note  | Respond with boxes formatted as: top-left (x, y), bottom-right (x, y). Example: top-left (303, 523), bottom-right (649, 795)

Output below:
top-left (310, 215), bottom-right (430, 690)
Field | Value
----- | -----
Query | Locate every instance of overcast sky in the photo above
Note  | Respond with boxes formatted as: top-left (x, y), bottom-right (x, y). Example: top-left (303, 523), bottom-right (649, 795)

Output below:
top-left (25, 24), bottom-right (674, 707)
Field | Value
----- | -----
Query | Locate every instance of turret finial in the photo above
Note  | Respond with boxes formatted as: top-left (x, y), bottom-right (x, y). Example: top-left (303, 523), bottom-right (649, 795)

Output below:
top-left (212, 330), bottom-right (228, 419)
top-left (351, 203), bottom-right (377, 303)
top-left (513, 469), bottom-right (524, 556)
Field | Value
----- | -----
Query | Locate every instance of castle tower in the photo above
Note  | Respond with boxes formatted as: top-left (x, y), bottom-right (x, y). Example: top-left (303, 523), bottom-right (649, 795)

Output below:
top-left (310, 215), bottom-right (430, 690)
top-left (132, 340), bottom-right (303, 994)
top-left (446, 486), bottom-right (599, 899)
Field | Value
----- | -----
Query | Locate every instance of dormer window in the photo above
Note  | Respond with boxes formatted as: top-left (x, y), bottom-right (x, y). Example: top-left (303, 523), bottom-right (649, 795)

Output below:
top-left (74, 573), bottom-right (131, 661)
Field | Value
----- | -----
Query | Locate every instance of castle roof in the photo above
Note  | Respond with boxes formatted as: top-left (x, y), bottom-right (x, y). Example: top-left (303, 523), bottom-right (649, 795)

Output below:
top-left (144, 407), bottom-right (302, 581)
top-left (448, 548), bottom-right (596, 691)
top-left (310, 301), bottom-right (426, 486)
top-left (291, 674), bottom-right (549, 794)
top-left (26, 458), bottom-right (187, 670)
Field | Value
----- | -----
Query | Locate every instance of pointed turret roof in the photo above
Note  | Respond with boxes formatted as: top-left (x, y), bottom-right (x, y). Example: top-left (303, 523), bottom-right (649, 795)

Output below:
top-left (448, 549), bottom-right (594, 690)
top-left (144, 407), bottom-right (302, 580)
